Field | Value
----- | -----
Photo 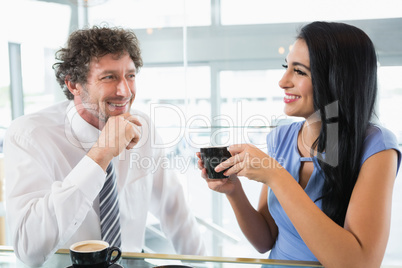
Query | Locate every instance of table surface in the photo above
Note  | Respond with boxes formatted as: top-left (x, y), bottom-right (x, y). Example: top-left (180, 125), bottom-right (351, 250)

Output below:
top-left (0, 246), bottom-right (323, 268)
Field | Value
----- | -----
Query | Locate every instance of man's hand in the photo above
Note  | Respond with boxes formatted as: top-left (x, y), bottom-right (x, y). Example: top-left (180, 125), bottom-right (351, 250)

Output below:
top-left (122, 113), bottom-right (142, 150)
top-left (88, 113), bottom-right (142, 171)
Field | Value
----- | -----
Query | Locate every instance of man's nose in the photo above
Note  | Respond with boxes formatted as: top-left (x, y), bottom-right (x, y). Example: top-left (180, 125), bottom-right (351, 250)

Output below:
top-left (116, 79), bottom-right (131, 97)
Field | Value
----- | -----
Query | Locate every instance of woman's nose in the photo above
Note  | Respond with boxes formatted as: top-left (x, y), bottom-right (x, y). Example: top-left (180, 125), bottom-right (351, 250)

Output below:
top-left (278, 71), bottom-right (292, 89)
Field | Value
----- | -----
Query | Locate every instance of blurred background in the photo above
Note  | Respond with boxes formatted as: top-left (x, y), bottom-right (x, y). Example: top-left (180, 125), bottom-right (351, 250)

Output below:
top-left (0, 0), bottom-right (401, 266)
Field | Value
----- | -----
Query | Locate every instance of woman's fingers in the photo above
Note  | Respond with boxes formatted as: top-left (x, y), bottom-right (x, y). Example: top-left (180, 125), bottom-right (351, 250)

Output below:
top-left (215, 151), bottom-right (245, 172)
top-left (227, 144), bottom-right (244, 153)
top-left (196, 152), bottom-right (205, 169)
top-left (200, 166), bottom-right (208, 179)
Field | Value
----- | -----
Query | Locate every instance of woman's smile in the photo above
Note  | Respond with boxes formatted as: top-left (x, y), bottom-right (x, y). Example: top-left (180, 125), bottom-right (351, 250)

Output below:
top-left (284, 93), bottom-right (302, 103)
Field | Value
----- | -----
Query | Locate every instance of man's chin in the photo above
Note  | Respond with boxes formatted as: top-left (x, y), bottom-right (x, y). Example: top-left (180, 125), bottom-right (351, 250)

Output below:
top-left (105, 109), bottom-right (131, 120)
top-left (107, 110), bottom-right (128, 118)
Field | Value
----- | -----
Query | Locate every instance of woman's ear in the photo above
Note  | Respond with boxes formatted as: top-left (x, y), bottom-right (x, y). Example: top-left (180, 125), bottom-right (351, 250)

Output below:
top-left (65, 77), bottom-right (81, 96)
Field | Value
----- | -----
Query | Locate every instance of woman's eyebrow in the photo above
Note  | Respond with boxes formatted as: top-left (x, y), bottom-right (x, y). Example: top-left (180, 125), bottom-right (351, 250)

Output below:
top-left (285, 59), bottom-right (310, 71)
top-left (292, 62), bottom-right (311, 71)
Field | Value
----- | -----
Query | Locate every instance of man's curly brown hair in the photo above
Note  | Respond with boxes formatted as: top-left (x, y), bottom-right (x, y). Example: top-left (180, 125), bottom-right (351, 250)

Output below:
top-left (53, 25), bottom-right (143, 100)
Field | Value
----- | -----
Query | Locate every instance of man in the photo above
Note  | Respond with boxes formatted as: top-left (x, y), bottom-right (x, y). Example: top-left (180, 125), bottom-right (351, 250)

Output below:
top-left (4, 26), bottom-right (205, 266)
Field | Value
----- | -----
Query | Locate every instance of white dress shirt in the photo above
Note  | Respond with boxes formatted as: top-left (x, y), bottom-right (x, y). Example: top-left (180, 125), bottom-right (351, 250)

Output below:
top-left (4, 100), bottom-right (206, 267)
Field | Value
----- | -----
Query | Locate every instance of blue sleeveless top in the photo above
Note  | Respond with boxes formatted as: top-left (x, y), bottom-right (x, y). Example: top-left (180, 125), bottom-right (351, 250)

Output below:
top-left (266, 121), bottom-right (401, 261)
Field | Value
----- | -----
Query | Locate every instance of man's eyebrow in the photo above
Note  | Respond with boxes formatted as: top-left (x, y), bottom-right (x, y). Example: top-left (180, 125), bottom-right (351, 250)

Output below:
top-left (99, 70), bottom-right (114, 75)
top-left (98, 68), bottom-right (137, 75)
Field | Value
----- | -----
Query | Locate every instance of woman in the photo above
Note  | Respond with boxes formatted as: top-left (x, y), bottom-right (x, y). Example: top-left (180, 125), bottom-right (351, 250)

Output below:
top-left (197, 21), bottom-right (400, 267)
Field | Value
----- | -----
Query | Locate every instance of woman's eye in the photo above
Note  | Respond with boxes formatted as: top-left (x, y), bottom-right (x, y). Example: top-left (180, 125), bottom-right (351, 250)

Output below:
top-left (282, 64), bottom-right (288, 69)
top-left (294, 69), bottom-right (307, 76)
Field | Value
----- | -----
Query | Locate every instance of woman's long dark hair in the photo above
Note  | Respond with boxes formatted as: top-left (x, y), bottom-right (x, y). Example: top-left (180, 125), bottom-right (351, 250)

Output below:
top-left (298, 22), bottom-right (378, 226)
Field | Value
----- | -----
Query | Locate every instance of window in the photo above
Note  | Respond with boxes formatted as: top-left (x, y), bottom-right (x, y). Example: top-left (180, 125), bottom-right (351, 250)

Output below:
top-left (3, 0), bottom-right (70, 117)
top-left (378, 66), bottom-right (402, 143)
top-left (136, 66), bottom-right (211, 151)
top-left (221, 0), bottom-right (402, 25)
top-left (0, 41), bottom-right (10, 153)
top-left (89, 0), bottom-right (211, 29)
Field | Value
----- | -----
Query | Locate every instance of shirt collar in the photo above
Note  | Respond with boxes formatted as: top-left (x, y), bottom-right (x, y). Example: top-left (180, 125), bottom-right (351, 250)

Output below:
top-left (66, 101), bottom-right (101, 152)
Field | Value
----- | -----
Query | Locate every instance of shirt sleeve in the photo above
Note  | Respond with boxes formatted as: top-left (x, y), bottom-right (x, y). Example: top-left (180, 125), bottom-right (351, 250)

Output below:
top-left (360, 125), bottom-right (401, 172)
top-left (4, 126), bottom-right (105, 267)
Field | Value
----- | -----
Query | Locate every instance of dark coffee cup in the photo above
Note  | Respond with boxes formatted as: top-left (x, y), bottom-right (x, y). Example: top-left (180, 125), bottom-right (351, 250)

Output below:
top-left (200, 146), bottom-right (232, 179)
top-left (69, 240), bottom-right (121, 268)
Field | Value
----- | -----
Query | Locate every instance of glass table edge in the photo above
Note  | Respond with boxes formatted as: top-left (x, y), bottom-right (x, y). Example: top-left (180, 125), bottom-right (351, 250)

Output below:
top-left (55, 248), bottom-right (322, 267)
top-left (0, 246), bottom-right (323, 267)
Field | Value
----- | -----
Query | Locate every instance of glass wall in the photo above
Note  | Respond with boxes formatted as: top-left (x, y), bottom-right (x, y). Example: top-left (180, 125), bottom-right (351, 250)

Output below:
top-left (89, 0), bottom-right (211, 28)
top-left (1, 0), bottom-right (402, 265)
top-left (221, 0), bottom-right (402, 25)
top-left (0, 42), bottom-right (11, 153)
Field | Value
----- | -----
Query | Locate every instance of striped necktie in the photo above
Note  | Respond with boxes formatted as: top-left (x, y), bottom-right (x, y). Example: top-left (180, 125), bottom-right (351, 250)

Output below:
top-left (99, 162), bottom-right (121, 247)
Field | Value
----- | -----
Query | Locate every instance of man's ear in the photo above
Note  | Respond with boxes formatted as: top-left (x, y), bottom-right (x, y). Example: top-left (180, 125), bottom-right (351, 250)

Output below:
top-left (65, 77), bottom-right (81, 96)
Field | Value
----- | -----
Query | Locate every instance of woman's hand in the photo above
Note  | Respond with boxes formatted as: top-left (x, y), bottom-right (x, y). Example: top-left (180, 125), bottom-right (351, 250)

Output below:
top-left (196, 152), bottom-right (239, 196)
top-left (215, 144), bottom-right (282, 184)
